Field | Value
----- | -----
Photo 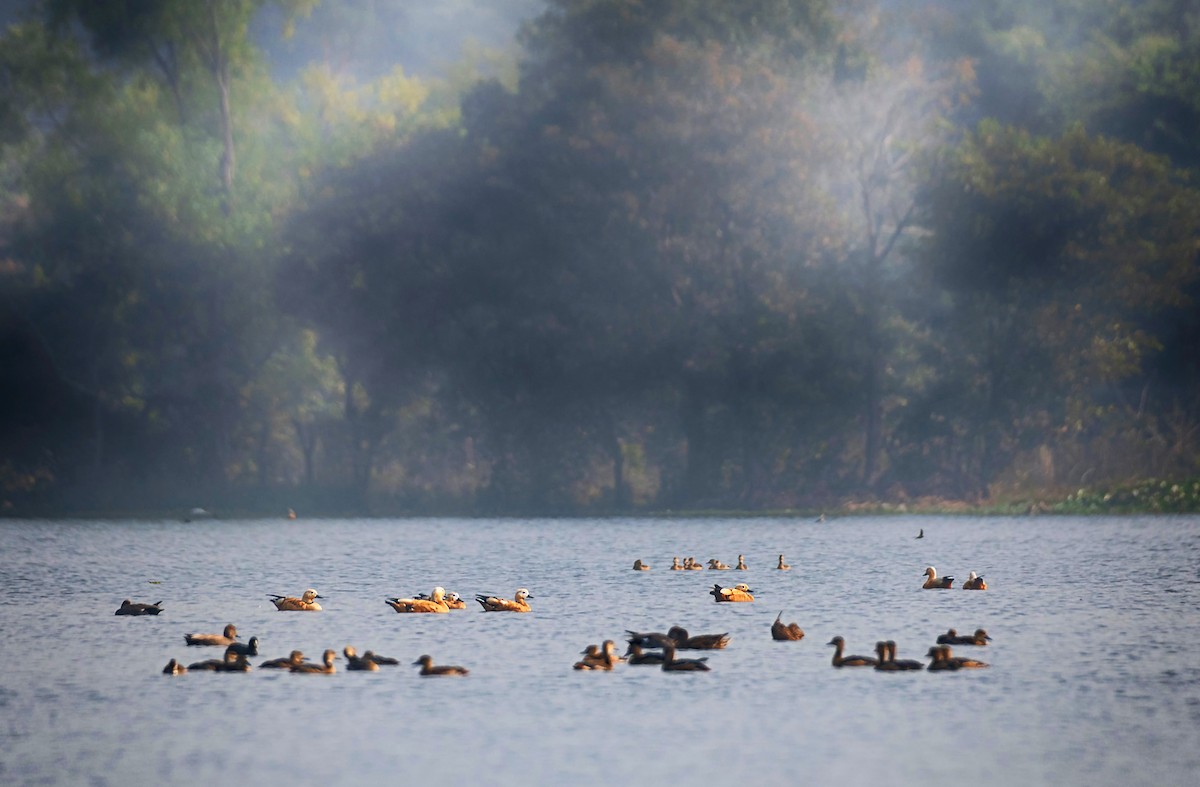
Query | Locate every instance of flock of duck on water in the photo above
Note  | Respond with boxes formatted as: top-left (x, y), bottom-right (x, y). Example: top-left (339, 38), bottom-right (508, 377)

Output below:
top-left (119, 538), bottom-right (991, 676)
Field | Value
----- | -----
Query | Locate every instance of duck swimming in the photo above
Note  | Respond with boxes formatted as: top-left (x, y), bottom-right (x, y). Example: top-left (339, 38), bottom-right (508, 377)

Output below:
top-left (886, 641), bottom-right (924, 670)
top-left (162, 658), bottom-right (186, 675)
top-left (260, 650), bottom-right (307, 670)
top-left (710, 583), bottom-right (754, 602)
top-left (685, 557), bottom-right (704, 571)
top-left (735, 554), bottom-right (747, 570)
top-left (115, 599), bottom-right (163, 616)
top-left (574, 640), bottom-right (622, 670)
top-left (776, 554), bottom-right (791, 570)
top-left (343, 646), bottom-right (380, 671)
top-left (386, 586), bottom-right (450, 613)
top-left (937, 628), bottom-right (991, 646)
top-left (707, 559), bottom-right (730, 570)
top-left (771, 612), bottom-right (805, 641)
top-left (671, 557), bottom-right (684, 571)
top-left (624, 642), bottom-right (666, 665)
top-left (475, 588), bottom-right (532, 612)
top-left (626, 629), bottom-right (674, 650)
top-left (188, 650), bottom-right (251, 672)
top-left (942, 645), bottom-right (989, 669)
top-left (291, 649), bottom-right (338, 674)
top-left (668, 626), bottom-right (730, 650)
top-left (922, 567), bottom-right (954, 589)
top-left (633, 559), bottom-right (651, 571)
top-left (661, 644), bottom-right (711, 672)
top-left (184, 623), bottom-right (238, 647)
top-left (269, 589), bottom-right (323, 611)
top-left (413, 655), bottom-right (469, 676)
top-left (963, 571), bottom-right (988, 590)
top-left (225, 637), bottom-right (259, 657)
top-left (827, 636), bottom-right (878, 667)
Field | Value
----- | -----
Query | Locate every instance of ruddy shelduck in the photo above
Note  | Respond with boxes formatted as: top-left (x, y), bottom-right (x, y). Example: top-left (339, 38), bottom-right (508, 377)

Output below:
top-left (269, 589), bottom-right (323, 611)
top-left (475, 588), bottom-right (532, 612)
top-left (963, 571), bottom-right (987, 590)
top-left (386, 586), bottom-right (450, 613)
top-left (710, 583), bottom-right (754, 602)
top-left (922, 567), bottom-right (954, 589)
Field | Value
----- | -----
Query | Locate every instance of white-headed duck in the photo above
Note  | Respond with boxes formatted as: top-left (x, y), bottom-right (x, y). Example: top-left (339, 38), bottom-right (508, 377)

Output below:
top-left (710, 583), bottom-right (754, 602)
top-left (343, 646), bottom-right (380, 671)
top-left (771, 612), bottom-right (805, 641)
top-left (162, 658), bottom-right (186, 675)
top-left (413, 654), bottom-right (469, 676)
top-left (886, 641), bottom-right (924, 670)
top-left (115, 599), bottom-right (163, 616)
top-left (260, 650), bottom-right (307, 670)
top-left (922, 567), bottom-right (954, 589)
top-left (386, 586), bottom-right (450, 613)
top-left (963, 571), bottom-right (988, 590)
top-left (661, 644), bottom-right (711, 672)
top-left (827, 636), bottom-right (878, 667)
top-left (633, 559), bottom-right (651, 571)
top-left (184, 623), bottom-right (238, 647)
top-left (777, 554), bottom-right (791, 570)
top-left (269, 589), bottom-right (323, 611)
top-left (668, 626), bottom-right (730, 650)
top-left (475, 588), bottom-right (532, 612)
top-left (735, 554), bottom-right (748, 570)
top-left (291, 649), bottom-right (338, 674)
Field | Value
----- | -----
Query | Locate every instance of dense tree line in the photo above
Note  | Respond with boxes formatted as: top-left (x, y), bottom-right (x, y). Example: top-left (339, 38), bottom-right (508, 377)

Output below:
top-left (1, 0), bottom-right (1197, 515)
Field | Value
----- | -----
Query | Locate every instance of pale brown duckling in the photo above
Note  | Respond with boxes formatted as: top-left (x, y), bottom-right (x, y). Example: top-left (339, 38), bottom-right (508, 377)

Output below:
top-left (661, 644), bottom-right (711, 672)
top-left (362, 650), bottom-right (399, 666)
top-left (685, 556), bottom-right (704, 570)
top-left (671, 557), bottom-right (684, 571)
top-left (269, 588), bottom-right (323, 611)
top-left (707, 559), bottom-right (730, 570)
top-left (574, 640), bottom-right (622, 670)
top-left (776, 554), bottom-right (791, 570)
top-left (771, 612), bottom-right (805, 641)
top-left (735, 554), bottom-right (748, 570)
top-left (184, 623), bottom-right (238, 647)
top-left (668, 626), bottom-right (730, 650)
top-left (624, 642), bottom-right (667, 665)
top-left (922, 567), bottom-right (954, 589)
top-left (827, 636), bottom-right (878, 667)
top-left (260, 650), bottom-right (307, 669)
top-left (162, 658), bottom-right (186, 675)
top-left (475, 588), bottom-right (532, 612)
top-left (291, 649), bottom-right (338, 674)
top-left (633, 559), bottom-right (651, 571)
top-left (115, 599), bottom-right (163, 616)
top-left (386, 586), bottom-right (450, 613)
top-left (343, 646), bottom-right (380, 671)
top-left (886, 641), bottom-right (924, 670)
top-left (413, 655), bottom-right (469, 676)
top-left (963, 571), bottom-right (988, 590)
top-left (709, 582), bottom-right (754, 602)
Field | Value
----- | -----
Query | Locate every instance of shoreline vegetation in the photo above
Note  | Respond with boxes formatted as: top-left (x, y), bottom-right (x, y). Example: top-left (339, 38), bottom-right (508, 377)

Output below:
top-left (6, 477), bottom-right (1198, 520)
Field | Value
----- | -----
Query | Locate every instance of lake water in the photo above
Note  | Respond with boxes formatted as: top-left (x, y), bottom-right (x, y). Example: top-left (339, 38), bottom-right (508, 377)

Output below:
top-left (1, 515), bottom-right (1198, 786)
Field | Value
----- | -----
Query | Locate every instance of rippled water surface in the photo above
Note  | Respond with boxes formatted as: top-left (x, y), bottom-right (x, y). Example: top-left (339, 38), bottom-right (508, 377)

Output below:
top-left (1, 515), bottom-right (1198, 786)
